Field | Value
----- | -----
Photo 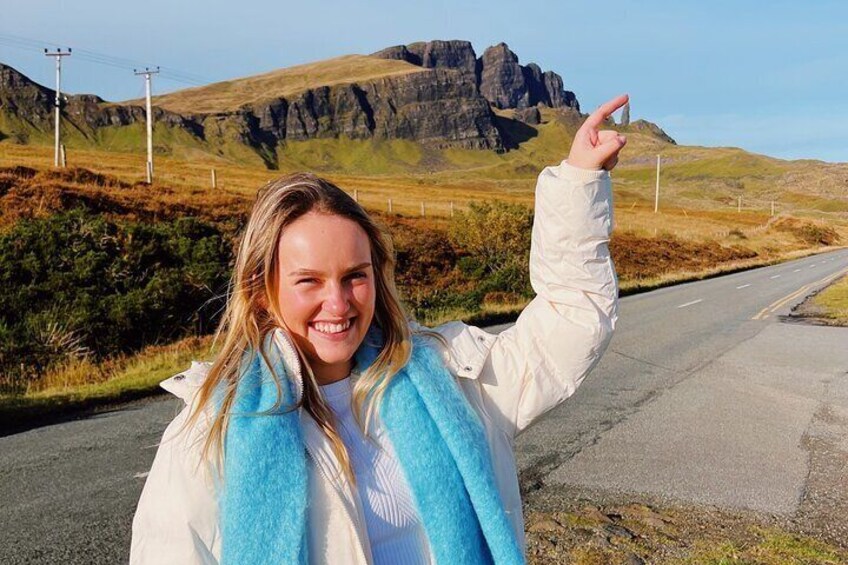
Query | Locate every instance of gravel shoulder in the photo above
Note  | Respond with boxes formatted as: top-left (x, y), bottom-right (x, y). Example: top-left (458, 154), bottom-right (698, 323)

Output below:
top-left (524, 486), bottom-right (848, 564)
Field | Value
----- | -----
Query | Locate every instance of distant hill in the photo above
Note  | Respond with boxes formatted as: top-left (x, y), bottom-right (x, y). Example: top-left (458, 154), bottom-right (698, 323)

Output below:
top-left (0, 39), bottom-right (675, 169)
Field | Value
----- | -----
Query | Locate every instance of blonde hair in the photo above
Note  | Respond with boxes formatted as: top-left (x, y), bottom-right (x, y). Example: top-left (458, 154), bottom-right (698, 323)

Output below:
top-left (187, 172), bottom-right (411, 482)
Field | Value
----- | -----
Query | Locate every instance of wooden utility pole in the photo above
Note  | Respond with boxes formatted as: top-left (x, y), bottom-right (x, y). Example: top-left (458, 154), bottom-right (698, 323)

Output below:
top-left (654, 154), bottom-right (661, 213)
top-left (44, 48), bottom-right (71, 167)
top-left (134, 67), bottom-right (160, 183)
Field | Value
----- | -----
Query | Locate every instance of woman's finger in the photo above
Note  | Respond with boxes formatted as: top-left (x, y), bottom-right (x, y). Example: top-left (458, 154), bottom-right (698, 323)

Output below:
top-left (581, 94), bottom-right (630, 133)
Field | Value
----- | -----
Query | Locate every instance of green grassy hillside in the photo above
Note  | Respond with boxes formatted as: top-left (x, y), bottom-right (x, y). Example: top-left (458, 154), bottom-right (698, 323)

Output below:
top-left (121, 54), bottom-right (426, 113)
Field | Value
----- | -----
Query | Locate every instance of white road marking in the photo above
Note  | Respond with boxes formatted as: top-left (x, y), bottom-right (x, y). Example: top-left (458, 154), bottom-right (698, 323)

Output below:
top-left (134, 472), bottom-right (149, 479)
top-left (770, 275), bottom-right (781, 279)
top-left (810, 264), bottom-right (817, 268)
top-left (793, 269), bottom-right (801, 273)
top-left (736, 284), bottom-right (751, 289)
top-left (677, 299), bottom-right (703, 309)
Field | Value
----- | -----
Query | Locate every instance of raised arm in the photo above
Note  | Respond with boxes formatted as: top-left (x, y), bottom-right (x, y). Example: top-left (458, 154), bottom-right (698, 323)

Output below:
top-left (476, 95), bottom-right (627, 439)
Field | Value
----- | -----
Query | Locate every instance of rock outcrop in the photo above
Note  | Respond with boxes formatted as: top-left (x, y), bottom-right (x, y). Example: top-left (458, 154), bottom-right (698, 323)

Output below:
top-left (514, 106), bottom-right (541, 125)
top-left (372, 40), bottom-right (477, 75)
top-left (629, 119), bottom-right (677, 145)
top-left (374, 40), bottom-right (579, 112)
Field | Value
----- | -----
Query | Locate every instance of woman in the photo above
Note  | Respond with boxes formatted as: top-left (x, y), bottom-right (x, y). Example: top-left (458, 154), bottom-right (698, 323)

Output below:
top-left (130, 94), bottom-right (628, 565)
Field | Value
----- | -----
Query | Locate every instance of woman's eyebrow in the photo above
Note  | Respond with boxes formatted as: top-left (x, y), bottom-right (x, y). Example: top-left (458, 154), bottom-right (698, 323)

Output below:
top-left (287, 262), bottom-right (372, 277)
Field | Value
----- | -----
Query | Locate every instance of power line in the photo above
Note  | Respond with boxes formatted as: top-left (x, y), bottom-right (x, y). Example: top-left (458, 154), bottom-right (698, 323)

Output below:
top-left (0, 31), bottom-right (209, 87)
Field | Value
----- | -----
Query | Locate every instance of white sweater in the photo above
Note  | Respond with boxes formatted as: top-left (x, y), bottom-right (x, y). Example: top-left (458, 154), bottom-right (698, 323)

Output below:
top-left (320, 377), bottom-right (430, 564)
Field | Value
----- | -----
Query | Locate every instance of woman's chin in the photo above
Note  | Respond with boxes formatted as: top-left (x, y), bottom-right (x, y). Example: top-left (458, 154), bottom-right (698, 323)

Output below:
top-left (307, 336), bottom-right (362, 373)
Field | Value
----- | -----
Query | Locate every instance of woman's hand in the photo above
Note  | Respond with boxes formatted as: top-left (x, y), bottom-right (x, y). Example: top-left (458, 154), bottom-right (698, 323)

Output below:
top-left (567, 93), bottom-right (629, 172)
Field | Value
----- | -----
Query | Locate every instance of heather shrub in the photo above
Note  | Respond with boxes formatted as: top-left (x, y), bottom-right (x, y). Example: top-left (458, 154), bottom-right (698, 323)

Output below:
top-left (0, 208), bottom-right (231, 392)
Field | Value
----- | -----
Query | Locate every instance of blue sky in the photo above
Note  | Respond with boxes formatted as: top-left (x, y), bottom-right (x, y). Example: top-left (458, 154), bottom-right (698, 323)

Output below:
top-left (3, 0), bottom-right (847, 162)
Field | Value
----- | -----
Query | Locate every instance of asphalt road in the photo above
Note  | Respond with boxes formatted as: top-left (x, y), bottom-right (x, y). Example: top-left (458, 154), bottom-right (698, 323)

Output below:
top-left (1, 249), bottom-right (847, 563)
top-left (508, 247), bottom-right (848, 527)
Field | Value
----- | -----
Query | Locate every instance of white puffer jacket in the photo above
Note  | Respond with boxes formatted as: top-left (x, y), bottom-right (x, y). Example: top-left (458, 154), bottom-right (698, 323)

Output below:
top-left (129, 162), bottom-right (618, 564)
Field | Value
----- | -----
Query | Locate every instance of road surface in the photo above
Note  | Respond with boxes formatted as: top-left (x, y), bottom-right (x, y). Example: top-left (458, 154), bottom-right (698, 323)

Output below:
top-left (1, 248), bottom-right (847, 563)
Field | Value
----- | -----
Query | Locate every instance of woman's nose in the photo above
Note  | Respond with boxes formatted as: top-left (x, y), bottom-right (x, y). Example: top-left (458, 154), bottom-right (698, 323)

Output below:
top-left (323, 283), bottom-right (350, 316)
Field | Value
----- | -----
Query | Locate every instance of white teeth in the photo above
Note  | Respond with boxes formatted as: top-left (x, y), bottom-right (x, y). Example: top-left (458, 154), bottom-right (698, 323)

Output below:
top-left (313, 319), bottom-right (351, 334)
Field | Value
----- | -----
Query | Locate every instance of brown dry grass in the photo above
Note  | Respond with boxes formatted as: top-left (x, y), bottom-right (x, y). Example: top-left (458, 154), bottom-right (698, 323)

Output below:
top-left (0, 165), bottom-right (251, 230)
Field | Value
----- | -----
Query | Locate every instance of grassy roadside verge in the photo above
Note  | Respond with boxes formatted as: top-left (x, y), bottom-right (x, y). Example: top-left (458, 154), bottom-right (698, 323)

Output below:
top-left (812, 276), bottom-right (848, 325)
top-left (790, 272), bottom-right (848, 327)
top-left (0, 336), bottom-right (214, 432)
top-left (427, 245), bottom-right (846, 327)
top-left (1, 245), bottom-right (844, 430)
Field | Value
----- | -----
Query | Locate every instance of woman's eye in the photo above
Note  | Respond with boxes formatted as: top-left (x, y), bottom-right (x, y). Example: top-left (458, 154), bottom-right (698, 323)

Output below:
top-left (348, 272), bottom-right (367, 281)
top-left (296, 278), bottom-right (317, 285)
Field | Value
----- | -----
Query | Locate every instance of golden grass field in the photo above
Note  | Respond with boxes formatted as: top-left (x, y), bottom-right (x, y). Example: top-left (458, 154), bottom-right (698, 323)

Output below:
top-left (2, 98), bottom-right (847, 413)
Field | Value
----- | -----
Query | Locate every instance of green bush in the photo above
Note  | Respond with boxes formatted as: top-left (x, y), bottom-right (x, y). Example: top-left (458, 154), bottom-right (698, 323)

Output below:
top-left (449, 201), bottom-right (534, 297)
top-left (0, 209), bottom-right (232, 391)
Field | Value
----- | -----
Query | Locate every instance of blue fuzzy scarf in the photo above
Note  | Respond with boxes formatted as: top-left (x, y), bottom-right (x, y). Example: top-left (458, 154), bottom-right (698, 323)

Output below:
top-left (220, 331), bottom-right (524, 565)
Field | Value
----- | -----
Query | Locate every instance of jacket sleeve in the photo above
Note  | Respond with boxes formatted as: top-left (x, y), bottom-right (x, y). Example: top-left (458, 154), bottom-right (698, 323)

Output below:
top-left (129, 401), bottom-right (221, 565)
top-left (476, 161), bottom-right (618, 439)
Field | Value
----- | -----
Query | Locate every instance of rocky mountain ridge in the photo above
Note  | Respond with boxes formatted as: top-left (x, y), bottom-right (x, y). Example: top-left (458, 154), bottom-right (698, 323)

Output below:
top-left (372, 40), bottom-right (578, 111)
top-left (0, 40), bottom-right (664, 168)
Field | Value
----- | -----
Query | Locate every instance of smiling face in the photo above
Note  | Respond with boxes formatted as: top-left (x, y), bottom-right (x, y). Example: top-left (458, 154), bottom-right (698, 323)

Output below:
top-left (274, 211), bottom-right (376, 384)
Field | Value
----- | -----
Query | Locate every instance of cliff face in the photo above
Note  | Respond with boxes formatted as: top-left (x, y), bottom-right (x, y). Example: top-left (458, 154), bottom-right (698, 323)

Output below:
top-left (249, 67), bottom-right (501, 149)
top-left (0, 64), bottom-right (59, 135)
top-left (0, 41), bottom-right (583, 165)
top-left (373, 40), bottom-right (579, 112)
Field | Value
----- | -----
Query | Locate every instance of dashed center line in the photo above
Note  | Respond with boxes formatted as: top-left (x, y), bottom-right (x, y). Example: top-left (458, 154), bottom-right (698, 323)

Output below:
top-left (736, 284), bottom-right (751, 289)
top-left (793, 269), bottom-right (801, 273)
top-left (770, 275), bottom-right (781, 279)
top-left (677, 299), bottom-right (703, 309)
top-left (810, 264), bottom-right (817, 268)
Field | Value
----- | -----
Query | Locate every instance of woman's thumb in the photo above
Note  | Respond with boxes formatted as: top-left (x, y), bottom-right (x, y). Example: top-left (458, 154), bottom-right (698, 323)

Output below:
top-left (596, 134), bottom-right (627, 163)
